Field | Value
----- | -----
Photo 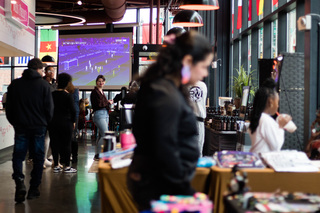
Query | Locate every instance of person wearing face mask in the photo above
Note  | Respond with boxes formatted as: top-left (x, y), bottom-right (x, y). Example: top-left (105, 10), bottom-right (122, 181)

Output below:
top-left (90, 75), bottom-right (113, 160)
top-left (249, 78), bottom-right (292, 153)
top-left (127, 31), bottom-right (214, 211)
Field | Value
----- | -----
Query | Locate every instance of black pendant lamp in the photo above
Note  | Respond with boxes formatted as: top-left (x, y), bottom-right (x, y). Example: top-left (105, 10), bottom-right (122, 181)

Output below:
top-left (41, 55), bottom-right (55, 63)
top-left (179, 0), bottom-right (219, 10)
top-left (172, 10), bottom-right (203, 27)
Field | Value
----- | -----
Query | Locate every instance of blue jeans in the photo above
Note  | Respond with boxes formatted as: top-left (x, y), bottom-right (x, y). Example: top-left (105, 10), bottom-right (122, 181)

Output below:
top-left (93, 109), bottom-right (109, 154)
top-left (12, 126), bottom-right (46, 188)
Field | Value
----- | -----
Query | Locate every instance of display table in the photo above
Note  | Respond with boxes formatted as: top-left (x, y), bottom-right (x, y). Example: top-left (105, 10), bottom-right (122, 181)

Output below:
top-left (208, 166), bottom-right (320, 213)
top-left (98, 160), bottom-right (211, 213)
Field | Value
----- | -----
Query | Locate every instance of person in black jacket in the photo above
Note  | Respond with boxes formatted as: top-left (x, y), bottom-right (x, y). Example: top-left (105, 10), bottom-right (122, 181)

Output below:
top-left (6, 58), bottom-right (54, 203)
top-left (127, 31), bottom-right (213, 211)
top-left (48, 73), bottom-right (77, 173)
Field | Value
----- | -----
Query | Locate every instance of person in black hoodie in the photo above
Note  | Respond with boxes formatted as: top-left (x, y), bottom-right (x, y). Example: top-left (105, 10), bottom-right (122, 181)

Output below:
top-left (127, 31), bottom-right (213, 211)
top-left (6, 58), bottom-right (54, 203)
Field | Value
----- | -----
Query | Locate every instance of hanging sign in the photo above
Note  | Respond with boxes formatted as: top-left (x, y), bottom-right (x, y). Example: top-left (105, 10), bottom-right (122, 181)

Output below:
top-left (5, 0), bottom-right (29, 28)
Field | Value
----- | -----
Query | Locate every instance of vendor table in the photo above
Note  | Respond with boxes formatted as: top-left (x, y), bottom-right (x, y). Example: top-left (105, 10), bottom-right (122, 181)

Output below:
top-left (208, 166), bottom-right (320, 213)
top-left (98, 160), bottom-right (211, 213)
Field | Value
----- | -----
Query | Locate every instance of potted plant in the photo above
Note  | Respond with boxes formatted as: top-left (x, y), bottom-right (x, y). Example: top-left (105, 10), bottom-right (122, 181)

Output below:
top-left (232, 65), bottom-right (256, 108)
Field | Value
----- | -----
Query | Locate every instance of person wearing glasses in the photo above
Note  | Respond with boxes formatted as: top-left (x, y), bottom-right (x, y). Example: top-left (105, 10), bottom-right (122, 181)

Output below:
top-left (43, 66), bottom-right (57, 92)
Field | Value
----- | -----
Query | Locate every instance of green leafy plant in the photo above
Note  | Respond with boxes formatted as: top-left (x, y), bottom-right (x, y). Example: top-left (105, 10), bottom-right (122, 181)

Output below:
top-left (232, 65), bottom-right (256, 98)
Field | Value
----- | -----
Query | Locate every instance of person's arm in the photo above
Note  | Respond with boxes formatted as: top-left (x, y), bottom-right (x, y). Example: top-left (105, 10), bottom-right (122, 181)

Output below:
top-left (5, 84), bottom-right (14, 125)
top-left (90, 90), bottom-right (98, 111)
top-left (44, 85), bottom-right (54, 124)
top-left (261, 116), bottom-right (285, 151)
top-left (68, 94), bottom-right (76, 123)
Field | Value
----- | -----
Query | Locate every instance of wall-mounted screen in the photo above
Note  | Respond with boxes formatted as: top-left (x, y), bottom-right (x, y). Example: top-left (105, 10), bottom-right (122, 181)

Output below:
top-left (58, 32), bottom-right (132, 90)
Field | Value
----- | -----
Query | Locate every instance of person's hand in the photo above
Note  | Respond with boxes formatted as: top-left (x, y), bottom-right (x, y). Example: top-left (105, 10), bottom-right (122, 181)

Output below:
top-left (278, 114), bottom-right (292, 128)
top-left (73, 123), bottom-right (76, 129)
top-left (108, 99), bottom-right (114, 104)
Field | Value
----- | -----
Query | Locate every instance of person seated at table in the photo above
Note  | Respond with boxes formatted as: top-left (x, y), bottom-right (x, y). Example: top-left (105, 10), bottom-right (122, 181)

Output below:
top-left (127, 31), bottom-right (213, 211)
top-left (249, 78), bottom-right (292, 153)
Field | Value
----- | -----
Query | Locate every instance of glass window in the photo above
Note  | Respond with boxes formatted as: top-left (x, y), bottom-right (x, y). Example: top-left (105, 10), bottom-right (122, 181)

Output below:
top-left (239, 41), bottom-right (242, 70)
top-left (117, 9), bottom-right (137, 23)
top-left (0, 57), bottom-right (11, 66)
top-left (258, 27), bottom-right (263, 59)
top-left (14, 56), bottom-right (32, 66)
top-left (138, 8), bottom-right (165, 44)
top-left (272, 19), bottom-right (278, 58)
top-left (248, 34), bottom-right (252, 72)
top-left (14, 67), bottom-right (27, 79)
top-left (287, 9), bottom-right (296, 53)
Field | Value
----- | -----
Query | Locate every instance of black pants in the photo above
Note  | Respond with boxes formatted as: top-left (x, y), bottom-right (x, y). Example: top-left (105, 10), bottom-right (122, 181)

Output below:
top-left (49, 121), bottom-right (73, 167)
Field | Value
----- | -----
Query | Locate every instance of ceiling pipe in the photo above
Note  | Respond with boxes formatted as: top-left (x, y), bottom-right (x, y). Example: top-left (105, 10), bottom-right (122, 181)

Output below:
top-left (101, 0), bottom-right (126, 23)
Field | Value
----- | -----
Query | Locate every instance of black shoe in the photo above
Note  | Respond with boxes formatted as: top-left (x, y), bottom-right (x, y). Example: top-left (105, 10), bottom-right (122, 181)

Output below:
top-left (14, 178), bottom-right (26, 203)
top-left (27, 188), bottom-right (40, 200)
top-left (93, 154), bottom-right (100, 161)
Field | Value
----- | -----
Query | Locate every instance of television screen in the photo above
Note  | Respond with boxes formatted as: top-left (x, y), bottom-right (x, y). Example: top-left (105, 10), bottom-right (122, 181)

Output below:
top-left (58, 32), bottom-right (132, 90)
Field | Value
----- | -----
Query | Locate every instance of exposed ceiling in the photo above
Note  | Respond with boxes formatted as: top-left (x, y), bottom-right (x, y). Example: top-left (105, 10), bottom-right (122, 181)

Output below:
top-left (35, 0), bottom-right (181, 26)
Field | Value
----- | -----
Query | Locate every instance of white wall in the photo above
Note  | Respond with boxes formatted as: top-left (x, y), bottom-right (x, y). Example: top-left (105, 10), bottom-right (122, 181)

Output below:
top-left (0, 0), bottom-right (35, 56)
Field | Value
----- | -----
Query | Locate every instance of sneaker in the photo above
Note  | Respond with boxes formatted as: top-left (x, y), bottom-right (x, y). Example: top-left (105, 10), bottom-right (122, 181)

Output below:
top-left (14, 178), bottom-right (26, 203)
top-left (64, 167), bottom-right (77, 173)
top-left (93, 154), bottom-right (100, 161)
top-left (53, 166), bottom-right (62, 173)
top-left (44, 159), bottom-right (52, 167)
top-left (27, 188), bottom-right (40, 200)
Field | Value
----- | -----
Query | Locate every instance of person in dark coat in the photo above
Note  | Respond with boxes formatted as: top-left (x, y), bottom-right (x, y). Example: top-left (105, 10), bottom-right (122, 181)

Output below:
top-left (48, 73), bottom-right (77, 173)
top-left (6, 58), bottom-right (53, 202)
top-left (127, 31), bottom-right (214, 211)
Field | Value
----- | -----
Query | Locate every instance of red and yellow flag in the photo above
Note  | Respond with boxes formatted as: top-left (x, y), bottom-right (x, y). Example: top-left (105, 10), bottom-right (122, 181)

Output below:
top-left (273, 0), bottom-right (278, 6)
top-left (237, 0), bottom-right (242, 29)
top-left (39, 29), bottom-right (58, 62)
top-left (257, 0), bottom-right (264, 16)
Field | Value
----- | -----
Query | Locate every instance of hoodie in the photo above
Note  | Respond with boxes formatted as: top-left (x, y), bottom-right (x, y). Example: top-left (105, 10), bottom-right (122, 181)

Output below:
top-left (6, 69), bottom-right (54, 128)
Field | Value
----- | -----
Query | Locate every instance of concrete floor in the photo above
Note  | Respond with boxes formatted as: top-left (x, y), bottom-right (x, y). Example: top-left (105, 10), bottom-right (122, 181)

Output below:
top-left (0, 134), bottom-right (101, 213)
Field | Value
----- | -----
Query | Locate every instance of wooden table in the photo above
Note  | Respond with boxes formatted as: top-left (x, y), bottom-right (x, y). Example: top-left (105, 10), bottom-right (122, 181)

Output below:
top-left (208, 166), bottom-right (320, 213)
top-left (98, 160), bottom-right (211, 213)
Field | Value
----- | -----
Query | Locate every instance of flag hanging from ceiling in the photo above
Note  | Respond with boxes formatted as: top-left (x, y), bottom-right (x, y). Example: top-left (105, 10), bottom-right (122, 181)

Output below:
top-left (39, 29), bottom-right (58, 62)
top-left (232, 0), bottom-right (234, 33)
top-left (273, 0), bottom-right (278, 6)
top-left (248, 0), bottom-right (252, 21)
top-left (237, 0), bottom-right (242, 29)
top-left (257, 0), bottom-right (264, 16)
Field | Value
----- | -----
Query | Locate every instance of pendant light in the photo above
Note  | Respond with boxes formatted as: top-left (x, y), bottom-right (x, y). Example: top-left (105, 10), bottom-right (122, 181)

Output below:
top-left (41, 55), bottom-right (55, 63)
top-left (179, 0), bottom-right (220, 10)
top-left (172, 10), bottom-right (203, 27)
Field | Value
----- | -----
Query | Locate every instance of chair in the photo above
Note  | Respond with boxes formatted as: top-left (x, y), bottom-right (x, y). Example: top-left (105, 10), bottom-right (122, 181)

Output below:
top-left (82, 120), bottom-right (95, 136)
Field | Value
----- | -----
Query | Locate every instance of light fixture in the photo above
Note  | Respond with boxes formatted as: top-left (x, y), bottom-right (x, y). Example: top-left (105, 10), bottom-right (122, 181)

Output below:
top-left (11, 0), bottom-right (17, 4)
top-left (179, 0), bottom-right (219, 10)
top-left (77, 0), bottom-right (82, 5)
top-left (277, 55), bottom-right (283, 61)
top-left (172, 10), bottom-right (203, 27)
top-left (41, 55), bottom-right (55, 63)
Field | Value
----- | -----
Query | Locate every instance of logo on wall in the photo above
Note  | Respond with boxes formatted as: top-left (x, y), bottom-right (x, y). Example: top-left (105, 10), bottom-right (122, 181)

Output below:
top-left (190, 86), bottom-right (203, 102)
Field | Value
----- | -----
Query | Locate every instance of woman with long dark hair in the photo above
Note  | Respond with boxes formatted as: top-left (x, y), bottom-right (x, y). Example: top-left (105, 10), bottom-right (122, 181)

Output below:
top-left (127, 31), bottom-right (213, 211)
top-left (249, 78), bottom-right (291, 153)
top-left (49, 73), bottom-right (77, 173)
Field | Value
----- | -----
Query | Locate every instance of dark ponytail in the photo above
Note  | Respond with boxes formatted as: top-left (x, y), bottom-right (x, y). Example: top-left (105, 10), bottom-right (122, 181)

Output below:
top-left (249, 78), bottom-right (277, 133)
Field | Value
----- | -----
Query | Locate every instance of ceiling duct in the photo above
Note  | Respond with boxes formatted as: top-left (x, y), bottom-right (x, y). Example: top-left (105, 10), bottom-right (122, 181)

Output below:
top-left (101, 0), bottom-right (127, 23)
